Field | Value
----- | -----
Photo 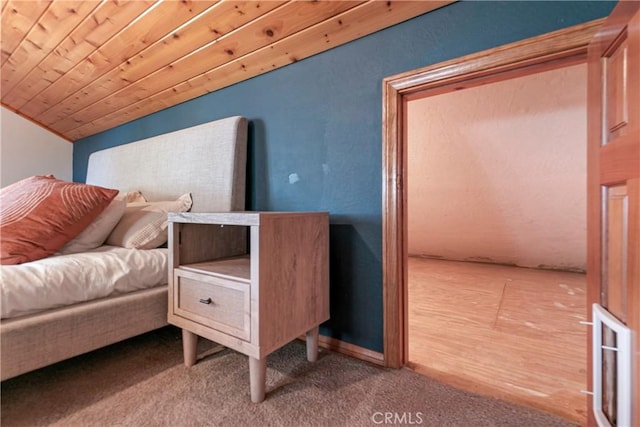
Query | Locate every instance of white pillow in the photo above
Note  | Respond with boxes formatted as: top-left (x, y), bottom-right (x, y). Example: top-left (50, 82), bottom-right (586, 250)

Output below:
top-left (58, 195), bottom-right (127, 255)
top-left (106, 193), bottom-right (192, 249)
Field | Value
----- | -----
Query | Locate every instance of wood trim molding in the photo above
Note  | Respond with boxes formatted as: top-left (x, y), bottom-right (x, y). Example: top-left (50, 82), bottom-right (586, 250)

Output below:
top-left (381, 18), bottom-right (605, 368)
top-left (299, 334), bottom-right (385, 366)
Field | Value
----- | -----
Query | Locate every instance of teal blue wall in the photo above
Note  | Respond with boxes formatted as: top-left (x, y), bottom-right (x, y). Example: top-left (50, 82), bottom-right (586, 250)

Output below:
top-left (73, 1), bottom-right (615, 353)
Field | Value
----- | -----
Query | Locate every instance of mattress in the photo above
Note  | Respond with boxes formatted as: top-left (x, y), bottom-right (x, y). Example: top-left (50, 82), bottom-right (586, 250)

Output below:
top-left (1, 246), bottom-right (167, 319)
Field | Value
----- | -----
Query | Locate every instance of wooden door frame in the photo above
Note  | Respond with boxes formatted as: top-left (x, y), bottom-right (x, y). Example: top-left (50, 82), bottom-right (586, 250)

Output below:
top-left (381, 18), bottom-right (605, 368)
top-left (587, 3), bottom-right (640, 426)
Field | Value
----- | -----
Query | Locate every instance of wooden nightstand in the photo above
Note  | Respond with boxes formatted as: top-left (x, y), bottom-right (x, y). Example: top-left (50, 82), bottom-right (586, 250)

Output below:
top-left (167, 211), bottom-right (329, 402)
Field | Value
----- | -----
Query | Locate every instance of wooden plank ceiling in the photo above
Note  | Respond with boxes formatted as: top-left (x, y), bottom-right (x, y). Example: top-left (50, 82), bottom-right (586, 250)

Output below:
top-left (1, 0), bottom-right (451, 142)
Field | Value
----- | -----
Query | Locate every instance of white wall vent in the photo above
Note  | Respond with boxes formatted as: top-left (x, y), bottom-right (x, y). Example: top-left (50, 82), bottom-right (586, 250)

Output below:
top-left (592, 303), bottom-right (632, 427)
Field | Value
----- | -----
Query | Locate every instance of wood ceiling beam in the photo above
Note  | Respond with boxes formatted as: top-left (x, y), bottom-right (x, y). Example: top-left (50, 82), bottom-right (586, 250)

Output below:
top-left (1, 0), bottom-right (50, 66)
top-left (1, 1), bottom-right (101, 94)
top-left (51, 1), bottom-right (362, 135)
top-left (19, 0), bottom-right (217, 120)
top-left (1, 0), bottom-right (153, 110)
top-left (0, 1), bottom-right (455, 141)
top-left (66, 1), bottom-right (452, 140)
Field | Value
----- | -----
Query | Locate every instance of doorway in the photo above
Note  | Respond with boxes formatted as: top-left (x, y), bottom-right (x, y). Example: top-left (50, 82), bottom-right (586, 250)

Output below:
top-left (405, 63), bottom-right (588, 422)
top-left (381, 17), bottom-right (605, 422)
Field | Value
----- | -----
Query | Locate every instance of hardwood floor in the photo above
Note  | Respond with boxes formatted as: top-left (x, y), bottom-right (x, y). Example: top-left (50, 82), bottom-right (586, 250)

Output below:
top-left (407, 257), bottom-right (587, 424)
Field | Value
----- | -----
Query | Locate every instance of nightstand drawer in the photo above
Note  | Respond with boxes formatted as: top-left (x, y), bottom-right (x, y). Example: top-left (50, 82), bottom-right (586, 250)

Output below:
top-left (174, 269), bottom-right (250, 341)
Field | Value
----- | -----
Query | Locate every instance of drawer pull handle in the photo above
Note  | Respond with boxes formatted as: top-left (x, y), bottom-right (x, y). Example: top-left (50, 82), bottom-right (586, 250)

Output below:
top-left (199, 298), bottom-right (212, 305)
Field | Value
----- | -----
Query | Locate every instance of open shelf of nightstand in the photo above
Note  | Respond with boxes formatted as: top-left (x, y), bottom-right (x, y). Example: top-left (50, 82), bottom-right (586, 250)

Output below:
top-left (179, 255), bottom-right (251, 282)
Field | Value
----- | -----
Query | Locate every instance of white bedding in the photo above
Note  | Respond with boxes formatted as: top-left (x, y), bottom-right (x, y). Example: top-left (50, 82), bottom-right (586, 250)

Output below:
top-left (1, 246), bottom-right (167, 319)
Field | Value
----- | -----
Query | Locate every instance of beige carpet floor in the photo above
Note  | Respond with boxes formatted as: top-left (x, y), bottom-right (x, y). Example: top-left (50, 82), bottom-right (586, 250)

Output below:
top-left (1, 326), bottom-right (578, 427)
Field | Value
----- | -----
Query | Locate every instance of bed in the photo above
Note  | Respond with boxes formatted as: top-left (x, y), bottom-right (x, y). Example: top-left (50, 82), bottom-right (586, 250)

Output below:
top-left (0, 115), bottom-right (248, 381)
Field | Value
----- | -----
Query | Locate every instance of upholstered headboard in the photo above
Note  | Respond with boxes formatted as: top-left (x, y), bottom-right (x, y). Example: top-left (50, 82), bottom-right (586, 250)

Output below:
top-left (86, 116), bottom-right (247, 213)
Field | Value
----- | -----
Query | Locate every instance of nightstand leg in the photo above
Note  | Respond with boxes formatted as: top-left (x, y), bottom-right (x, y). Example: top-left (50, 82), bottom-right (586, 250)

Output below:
top-left (249, 356), bottom-right (266, 403)
top-left (306, 326), bottom-right (319, 362)
top-left (182, 329), bottom-right (198, 367)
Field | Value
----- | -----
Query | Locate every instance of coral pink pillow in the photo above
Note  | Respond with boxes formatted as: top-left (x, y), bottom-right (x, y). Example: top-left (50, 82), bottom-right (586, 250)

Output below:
top-left (0, 175), bottom-right (119, 265)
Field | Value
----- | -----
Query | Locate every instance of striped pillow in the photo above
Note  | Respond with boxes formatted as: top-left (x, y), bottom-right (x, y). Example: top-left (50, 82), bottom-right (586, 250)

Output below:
top-left (106, 193), bottom-right (192, 249)
top-left (0, 175), bottom-right (118, 265)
